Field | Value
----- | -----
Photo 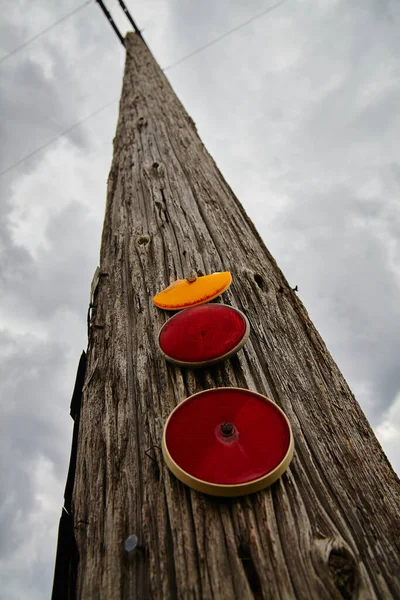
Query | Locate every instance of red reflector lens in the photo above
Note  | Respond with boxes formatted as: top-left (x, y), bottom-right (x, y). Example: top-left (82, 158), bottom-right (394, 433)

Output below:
top-left (159, 304), bottom-right (248, 366)
top-left (164, 388), bottom-right (292, 487)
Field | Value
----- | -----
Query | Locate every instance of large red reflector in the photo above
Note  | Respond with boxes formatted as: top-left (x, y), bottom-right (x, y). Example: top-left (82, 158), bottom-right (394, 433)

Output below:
top-left (158, 304), bottom-right (249, 367)
top-left (162, 388), bottom-right (293, 497)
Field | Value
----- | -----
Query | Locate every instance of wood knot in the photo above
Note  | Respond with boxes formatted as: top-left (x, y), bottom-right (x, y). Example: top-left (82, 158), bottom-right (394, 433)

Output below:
top-left (137, 117), bottom-right (147, 130)
top-left (254, 273), bottom-right (267, 292)
top-left (328, 547), bottom-right (358, 599)
top-left (137, 234), bottom-right (150, 246)
top-left (151, 161), bottom-right (166, 177)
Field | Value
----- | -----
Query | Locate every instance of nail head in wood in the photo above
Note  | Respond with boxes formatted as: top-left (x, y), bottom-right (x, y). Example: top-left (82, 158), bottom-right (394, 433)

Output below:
top-left (124, 534), bottom-right (145, 553)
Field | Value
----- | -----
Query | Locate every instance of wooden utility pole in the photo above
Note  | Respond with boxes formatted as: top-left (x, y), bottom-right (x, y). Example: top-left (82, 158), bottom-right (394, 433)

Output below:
top-left (55, 32), bottom-right (400, 599)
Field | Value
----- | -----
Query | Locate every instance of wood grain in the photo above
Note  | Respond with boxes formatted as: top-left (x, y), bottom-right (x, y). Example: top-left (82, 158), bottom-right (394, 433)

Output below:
top-left (71, 32), bottom-right (400, 599)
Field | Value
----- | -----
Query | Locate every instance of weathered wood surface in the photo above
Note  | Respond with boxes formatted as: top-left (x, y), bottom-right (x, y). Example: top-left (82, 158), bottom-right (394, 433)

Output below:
top-left (72, 32), bottom-right (400, 599)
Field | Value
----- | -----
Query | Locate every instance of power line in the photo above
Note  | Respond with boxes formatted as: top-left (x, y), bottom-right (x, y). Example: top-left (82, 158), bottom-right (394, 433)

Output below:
top-left (116, 0), bottom-right (142, 37)
top-left (0, 99), bottom-right (117, 179)
top-left (163, 0), bottom-right (288, 71)
top-left (95, 0), bottom-right (146, 48)
top-left (95, 0), bottom-right (125, 46)
top-left (0, 0), bottom-right (93, 66)
top-left (0, 1), bottom-right (288, 178)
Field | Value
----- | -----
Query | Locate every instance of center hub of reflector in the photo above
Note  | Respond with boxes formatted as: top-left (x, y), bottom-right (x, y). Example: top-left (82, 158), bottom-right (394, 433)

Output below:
top-left (220, 422), bottom-right (235, 437)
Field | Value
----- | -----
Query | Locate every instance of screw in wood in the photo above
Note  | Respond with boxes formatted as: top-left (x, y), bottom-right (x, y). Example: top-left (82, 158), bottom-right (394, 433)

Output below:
top-left (186, 270), bottom-right (198, 283)
top-left (220, 422), bottom-right (235, 437)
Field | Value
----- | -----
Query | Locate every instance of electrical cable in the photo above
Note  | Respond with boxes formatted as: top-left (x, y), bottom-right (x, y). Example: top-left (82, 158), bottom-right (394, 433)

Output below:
top-left (163, 0), bottom-right (288, 71)
top-left (0, 99), bottom-right (117, 179)
top-left (116, 0), bottom-right (142, 36)
top-left (95, 0), bottom-right (125, 46)
top-left (0, 1), bottom-right (288, 178)
top-left (0, 0), bottom-right (93, 66)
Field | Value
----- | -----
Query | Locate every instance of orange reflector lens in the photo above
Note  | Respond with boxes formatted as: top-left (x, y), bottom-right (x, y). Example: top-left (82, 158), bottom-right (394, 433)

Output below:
top-left (153, 272), bottom-right (232, 310)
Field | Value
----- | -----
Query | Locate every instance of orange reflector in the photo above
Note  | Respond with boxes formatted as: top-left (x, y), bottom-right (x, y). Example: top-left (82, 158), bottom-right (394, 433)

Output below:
top-left (153, 272), bottom-right (232, 310)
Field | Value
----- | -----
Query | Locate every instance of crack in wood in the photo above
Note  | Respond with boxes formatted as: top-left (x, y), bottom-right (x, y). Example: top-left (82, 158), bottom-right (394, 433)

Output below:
top-left (328, 547), bottom-right (358, 599)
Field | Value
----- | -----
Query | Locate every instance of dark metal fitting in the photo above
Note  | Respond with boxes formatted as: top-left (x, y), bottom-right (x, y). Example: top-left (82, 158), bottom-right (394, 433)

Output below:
top-left (220, 422), bottom-right (235, 437)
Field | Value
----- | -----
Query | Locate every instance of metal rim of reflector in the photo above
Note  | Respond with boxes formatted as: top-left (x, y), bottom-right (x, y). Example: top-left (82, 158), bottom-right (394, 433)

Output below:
top-left (162, 387), bottom-right (294, 497)
top-left (157, 304), bottom-right (250, 368)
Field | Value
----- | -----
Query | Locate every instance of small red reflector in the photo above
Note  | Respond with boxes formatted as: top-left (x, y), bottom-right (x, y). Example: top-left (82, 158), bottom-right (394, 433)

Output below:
top-left (162, 388), bottom-right (293, 496)
top-left (158, 304), bottom-right (249, 367)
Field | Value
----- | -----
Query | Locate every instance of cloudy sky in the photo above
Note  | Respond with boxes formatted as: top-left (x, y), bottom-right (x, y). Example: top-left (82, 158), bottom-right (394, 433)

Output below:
top-left (1, 0), bottom-right (399, 597)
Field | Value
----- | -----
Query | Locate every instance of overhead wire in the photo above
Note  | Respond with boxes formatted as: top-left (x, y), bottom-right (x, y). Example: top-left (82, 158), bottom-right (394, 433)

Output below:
top-left (0, 0), bottom-right (93, 66)
top-left (0, 99), bottom-right (117, 179)
top-left (95, 0), bottom-right (125, 46)
top-left (94, 0), bottom-right (146, 47)
top-left (0, 0), bottom-right (288, 179)
top-left (163, 0), bottom-right (288, 71)
top-left (116, 0), bottom-right (142, 37)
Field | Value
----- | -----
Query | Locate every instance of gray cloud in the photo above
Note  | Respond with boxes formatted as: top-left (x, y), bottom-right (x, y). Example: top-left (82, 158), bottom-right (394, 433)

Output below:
top-left (0, 0), bottom-right (122, 181)
top-left (0, 332), bottom-right (70, 555)
top-left (271, 181), bottom-right (400, 421)
top-left (1, 0), bottom-right (399, 597)
top-left (0, 54), bottom-right (86, 174)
